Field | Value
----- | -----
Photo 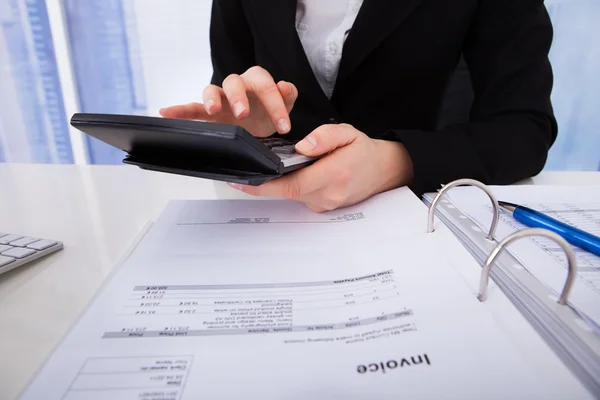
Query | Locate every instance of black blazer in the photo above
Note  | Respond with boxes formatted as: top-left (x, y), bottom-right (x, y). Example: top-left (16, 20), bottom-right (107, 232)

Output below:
top-left (209, 0), bottom-right (557, 195)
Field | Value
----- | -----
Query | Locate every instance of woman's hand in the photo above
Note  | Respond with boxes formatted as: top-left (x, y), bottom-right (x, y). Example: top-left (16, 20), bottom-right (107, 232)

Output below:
top-left (227, 124), bottom-right (415, 212)
top-left (159, 66), bottom-right (297, 137)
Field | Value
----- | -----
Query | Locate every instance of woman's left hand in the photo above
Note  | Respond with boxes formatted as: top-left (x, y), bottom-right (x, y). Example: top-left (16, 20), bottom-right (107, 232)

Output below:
top-left (227, 124), bottom-right (415, 212)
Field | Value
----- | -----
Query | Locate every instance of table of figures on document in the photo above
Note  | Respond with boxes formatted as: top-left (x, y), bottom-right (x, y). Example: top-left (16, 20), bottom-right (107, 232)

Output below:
top-left (105, 270), bottom-right (415, 339)
top-left (498, 202), bottom-right (600, 295)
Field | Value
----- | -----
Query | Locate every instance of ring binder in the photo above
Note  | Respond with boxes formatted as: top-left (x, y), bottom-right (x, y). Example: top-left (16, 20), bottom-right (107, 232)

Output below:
top-left (422, 183), bottom-right (600, 395)
top-left (478, 228), bottom-right (578, 305)
top-left (427, 178), bottom-right (499, 240)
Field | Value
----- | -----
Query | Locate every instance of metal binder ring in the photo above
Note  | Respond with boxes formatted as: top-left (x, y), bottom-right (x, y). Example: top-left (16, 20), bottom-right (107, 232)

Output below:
top-left (426, 178), bottom-right (499, 240)
top-left (478, 228), bottom-right (577, 305)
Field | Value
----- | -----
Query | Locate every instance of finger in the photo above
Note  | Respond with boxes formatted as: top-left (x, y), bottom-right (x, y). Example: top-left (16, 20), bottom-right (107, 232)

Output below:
top-left (302, 190), bottom-right (332, 213)
top-left (228, 161), bottom-right (328, 200)
top-left (159, 103), bottom-right (212, 120)
top-left (295, 124), bottom-right (360, 156)
top-left (301, 188), bottom-right (349, 212)
top-left (277, 81), bottom-right (298, 113)
top-left (222, 74), bottom-right (250, 119)
top-left (306, 204), bottom-right (328, 213)
top-left (202, 85), bottom-right (224, 116)
top-left (243, 67), bottom-right (291, 134)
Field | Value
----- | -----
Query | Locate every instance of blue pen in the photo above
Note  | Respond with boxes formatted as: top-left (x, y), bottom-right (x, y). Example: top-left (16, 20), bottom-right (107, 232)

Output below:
top-left (498, 201), bottom-right (600, 257)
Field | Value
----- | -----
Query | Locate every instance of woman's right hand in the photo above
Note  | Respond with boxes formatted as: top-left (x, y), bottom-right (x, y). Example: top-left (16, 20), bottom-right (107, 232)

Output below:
top-left (159, 66), bottom-right (298, 138)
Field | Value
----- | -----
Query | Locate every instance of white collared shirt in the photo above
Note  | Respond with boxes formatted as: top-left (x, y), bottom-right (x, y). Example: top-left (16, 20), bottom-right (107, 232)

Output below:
top-left (295, 0), bottom-right (364, 98)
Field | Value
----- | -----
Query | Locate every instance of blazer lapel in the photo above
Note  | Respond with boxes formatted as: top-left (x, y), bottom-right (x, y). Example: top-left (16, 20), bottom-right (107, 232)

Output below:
top-left (335, 0), bottom-right (423, 88)
top-left (245, 0), bottom-right (332, 110)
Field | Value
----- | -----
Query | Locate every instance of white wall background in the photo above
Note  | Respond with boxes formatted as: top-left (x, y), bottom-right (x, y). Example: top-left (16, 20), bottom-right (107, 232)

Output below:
top-left (131, 0), bottom-right (214, 113)
top-left (0, 0), bottom-right (599, 169)
top-left (544, 0), bottom-right (600, 170)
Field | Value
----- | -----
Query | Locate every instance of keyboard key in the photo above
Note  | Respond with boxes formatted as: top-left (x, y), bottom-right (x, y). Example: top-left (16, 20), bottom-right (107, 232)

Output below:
top-left (1, 247), bottom-right (36, 259)
top-left (9, 237), bottom-right (39, 247)
top-left (0, 256), bottom-right (15, 267)
top-left (0, 233), bottom-right (62, 276)
top-left (27, 240), bottom-right (57, 251)
top-left (0, 235), bottom-right (22, 245)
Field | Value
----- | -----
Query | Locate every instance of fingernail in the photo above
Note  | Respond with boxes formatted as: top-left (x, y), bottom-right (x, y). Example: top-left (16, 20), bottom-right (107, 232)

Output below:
top-left (227, 182), bottom-right (242, 190)
top-left (233, 102), bottom-right (246, 118)
top-left (205, 99), bottom-right (215, 114)
top-left (287, 82), bottom-right (294, 96)
top-left (295, 136), bottom-right (317, 153)
top-left (278, 119), bottom-right (291, 133)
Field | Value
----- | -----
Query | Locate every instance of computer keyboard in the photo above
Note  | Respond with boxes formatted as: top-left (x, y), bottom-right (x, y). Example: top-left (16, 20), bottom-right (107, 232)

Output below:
top-left (0, 233), bottom-right (63, 275)
top-left (258, 137), bottom-right (316, 168)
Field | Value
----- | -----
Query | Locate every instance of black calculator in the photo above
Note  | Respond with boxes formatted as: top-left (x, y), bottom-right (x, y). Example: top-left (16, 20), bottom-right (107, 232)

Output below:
top-left (70, 113), bottom-right (320, 185)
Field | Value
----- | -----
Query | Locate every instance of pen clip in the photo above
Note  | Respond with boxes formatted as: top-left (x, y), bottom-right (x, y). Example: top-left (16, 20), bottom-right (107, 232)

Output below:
top-left (427, 178), bottom-right (499, 241)
top-left (478, 228), bottom-right (578, 305)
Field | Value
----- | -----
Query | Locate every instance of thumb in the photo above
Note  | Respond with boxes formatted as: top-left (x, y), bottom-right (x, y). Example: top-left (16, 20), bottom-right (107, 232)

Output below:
top-left (295, 124), bottom-right (360, 156)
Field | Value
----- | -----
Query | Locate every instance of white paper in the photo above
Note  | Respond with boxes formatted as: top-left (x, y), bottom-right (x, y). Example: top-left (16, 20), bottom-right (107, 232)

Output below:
top-left (444, 185), bottom-right (600, 329)
top-left (20, 188), bottom-right (552, 399)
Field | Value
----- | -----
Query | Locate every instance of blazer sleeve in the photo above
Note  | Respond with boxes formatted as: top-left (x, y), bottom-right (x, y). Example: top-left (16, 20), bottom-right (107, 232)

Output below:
top-left (209, 0), bottom-right (256, 85)
top-left (385, 0), bottom-right (558, 196)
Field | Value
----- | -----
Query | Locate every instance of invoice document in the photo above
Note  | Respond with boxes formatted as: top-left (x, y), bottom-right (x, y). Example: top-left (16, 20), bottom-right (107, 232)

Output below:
top-left (20, 188), bottom-right (553, 399)
top-left (444, 185), bottom-right (600, 330)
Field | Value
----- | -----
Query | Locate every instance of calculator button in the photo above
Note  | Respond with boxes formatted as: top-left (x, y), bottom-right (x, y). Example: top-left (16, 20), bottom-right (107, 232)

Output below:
top-left (260, 138), bottom-right (298, 150)
top-left (0, 245), bottom-right (12, 253)
top-left (27, 240), bottom-right (57, 251)
top-left (0, 256), bottom-right (15, 267)
top-left (272, 145), bottom-right (296, 155)
top-left (0, 235), bottom-right (22, 245)
top-left (1, 247), bottom-right (36, 259)
top-left (264, 141), bottom-right (283, 149)
top-left (9, 237), bottom-right (39, 247)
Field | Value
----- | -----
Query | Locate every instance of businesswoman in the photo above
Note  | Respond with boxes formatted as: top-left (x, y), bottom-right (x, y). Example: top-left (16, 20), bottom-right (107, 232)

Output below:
top-left (160, 0), bottom-right (557, 212)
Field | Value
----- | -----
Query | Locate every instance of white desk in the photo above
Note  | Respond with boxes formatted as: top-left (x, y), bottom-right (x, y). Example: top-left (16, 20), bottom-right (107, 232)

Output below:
top-left (0, 164), bottom-right (599, 400)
